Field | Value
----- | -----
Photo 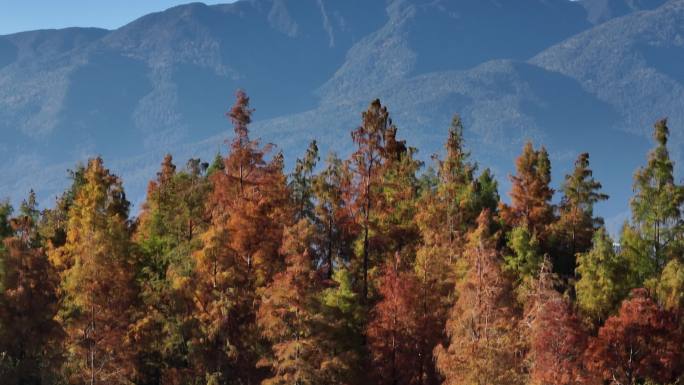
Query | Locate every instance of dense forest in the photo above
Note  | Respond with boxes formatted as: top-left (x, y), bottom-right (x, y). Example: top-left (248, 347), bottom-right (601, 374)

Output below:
top-left (1, 90), bottom-right (683, 385)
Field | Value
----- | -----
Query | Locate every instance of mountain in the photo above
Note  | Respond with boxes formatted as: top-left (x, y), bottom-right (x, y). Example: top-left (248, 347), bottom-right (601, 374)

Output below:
top-left (0, 0), bottom-right (683, 233)
top-left (579, 0), bottom-right (668, 24)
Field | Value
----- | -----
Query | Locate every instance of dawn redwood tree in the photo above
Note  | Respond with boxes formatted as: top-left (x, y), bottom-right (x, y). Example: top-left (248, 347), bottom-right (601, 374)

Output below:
top-left (367, 255), bottom-right (422, 385)
top-left (0, 196), bottom-right (63, 384)
top-left (435, 211), bottom-right (525, 385)
top-left (414, 116), bottom-right (499, 385)
top-left (528, 266), bottom-right (590, 385)
top-left (191, 90), bottom-right (290, 383)
top-left (584, 289), bottom-right (683, 385)
top-left (50, 157), bottom-right (138, 385)
top-left (257, 220), bottom-right (327, 385)
top-left (500, 142), bottom-right (555, 246)
top-left (553, 153), bottom-right (608, 276)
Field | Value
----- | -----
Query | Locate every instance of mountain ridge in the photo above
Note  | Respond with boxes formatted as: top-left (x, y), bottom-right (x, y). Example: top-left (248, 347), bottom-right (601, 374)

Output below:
top-left (0, 0), bottom-right (681, 236)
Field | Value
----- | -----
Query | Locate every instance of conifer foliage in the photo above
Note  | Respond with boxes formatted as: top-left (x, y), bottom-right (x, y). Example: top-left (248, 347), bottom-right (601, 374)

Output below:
top-left (51, 157), bottom-right (137, 384)
top-left (1, 91), bottom-right (684, 385)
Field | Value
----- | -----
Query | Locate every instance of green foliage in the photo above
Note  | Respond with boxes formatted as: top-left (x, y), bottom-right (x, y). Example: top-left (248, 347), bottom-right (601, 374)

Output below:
top-left (576, 227), bottom-right (626, 321)
top-left (630, 119), bottom-right (684, 270)
top-left (620, 222), bottom-right (657, 288)
top-left (38, 163), bottom-right (87, 249)
top-left (133, 155), bottom-right (212, 384)
top-left (312, 153), bottom-right (355, 278)
top-left (0, 201), bottom-right (13, 241)
top-left (319, 267), bottom-right (366, 384)
top-left (290, 140), bottom-right (320, 222)
top-left (651, 258), bottom-right (684, 311)
top-left (553, 153), bottom-right (608, 277)
top-left (3, 95), bottom-right (684, 384)
top-left (504, 226), bottom-right (542, 281)
top-left (206, 152), bottom-right (225, 177)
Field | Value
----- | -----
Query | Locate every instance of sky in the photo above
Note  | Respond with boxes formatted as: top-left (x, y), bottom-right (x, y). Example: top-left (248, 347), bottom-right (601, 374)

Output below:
top-left (0, 0), bottom-right (237, 35)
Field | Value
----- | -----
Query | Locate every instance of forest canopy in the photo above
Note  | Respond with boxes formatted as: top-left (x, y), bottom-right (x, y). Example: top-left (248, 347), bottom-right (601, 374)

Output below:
top-left (0, 90), bottom-right (683, 385)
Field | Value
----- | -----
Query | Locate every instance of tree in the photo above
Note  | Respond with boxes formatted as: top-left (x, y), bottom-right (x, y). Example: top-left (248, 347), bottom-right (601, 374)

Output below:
top-left (312, 153), bottom-right (355, 279)
top-left (374, 126), bottom-right (423, 267)
top-left (349, 99), bottom-right (391, 302)
top-left (629, 118), bottom-right (684, 272)
top-left (584, 289), bottom-right (683, 385)
top-left (317, 267), bottom-right (366, 385)
top-left (191, 90), bottom-right (290, 384)
top-left (501, 142), bottom-right (555, 246)
top-left (0, 201), bottom-right (12, 243)
top-left (367, 255), bottom-right (422, 385)
top-left (433, 116), bottom-right (499, 241)
top-left (51, 157), bottom-right (138, 385)
top-left (434, 211), bottom-right (525, 385)
top-left (575, 227), bottom-right (626, 322)
top-left (39, 165), bottom-right (87, 250)
top-left (553, 153), bottom-right (608, 277)
top-left (257, 220), bottom-right (326, 385)
top-left (0, 199), bottom-right (63, 385)
top-left (132, 155), bottom-right (211, 384)
top-left (207, 152), bottom-right (225, 177)
top-left (504, 226), bottom-right (543, 285)
top-left (528, 264), bottom-right (590, 385)
top-left (375, 125), bottom-right (423, 264)
top-left (652, 258), bottom-right (684, 311)
top-left (413, 117), bottom-right (500, 385)
top-left (290, 141), bottom-right (319, 222)
top-left (619, 222), bottom-right (656, 290)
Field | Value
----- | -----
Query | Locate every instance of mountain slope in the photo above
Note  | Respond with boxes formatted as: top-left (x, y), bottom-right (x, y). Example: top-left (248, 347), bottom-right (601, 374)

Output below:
top-left (531, 0), bottom-right (684, 153)
top-left (580, 0), bottom-right (668, 24)
top-left (0, 0), bottom-right (681, 233)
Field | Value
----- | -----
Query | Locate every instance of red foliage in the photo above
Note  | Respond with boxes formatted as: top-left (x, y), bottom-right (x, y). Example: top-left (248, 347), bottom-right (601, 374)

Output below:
top-left (584, 289), bottom-right (683, 385)
top-left (367, 256), bottom-right (422, 385)
top-left (530, 291), bottom-right (591, 385)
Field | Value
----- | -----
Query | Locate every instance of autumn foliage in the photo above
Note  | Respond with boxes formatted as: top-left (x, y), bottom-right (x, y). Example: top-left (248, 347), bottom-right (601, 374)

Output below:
top-left (1, 91), bottom-right (683, 385)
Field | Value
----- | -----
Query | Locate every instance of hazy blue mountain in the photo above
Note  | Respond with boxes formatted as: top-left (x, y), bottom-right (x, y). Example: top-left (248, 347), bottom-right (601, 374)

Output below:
top-left (0, 0), bottom-right (682, 234)
top-left (579, 0), bottom-right (668, 24)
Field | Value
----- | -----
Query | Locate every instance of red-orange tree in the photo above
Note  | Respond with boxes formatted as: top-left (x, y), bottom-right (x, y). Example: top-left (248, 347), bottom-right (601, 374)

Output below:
top-left (529, 282), bottom-right (590, 385)
top-left (257, 220), bottom-right (328, 385)
top-left (435, 211), bottom-right (525, 385)
top-left (501, 142), bottom-right (555, 245)
top-left (584, 289), bottom-right (683, 385)
top-left (191, 90), bottom-right (290, 384)
top-left (414, 116), bottom-right (499, 385)
top-left (0, 198), bottom-right (63, 384)
top-left (367, 255), bottom-right (422, 385)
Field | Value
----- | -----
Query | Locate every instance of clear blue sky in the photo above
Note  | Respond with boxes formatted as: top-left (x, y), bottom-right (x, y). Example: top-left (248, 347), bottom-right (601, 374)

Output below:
top-left (0, 0), bottom-right (237, 35)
